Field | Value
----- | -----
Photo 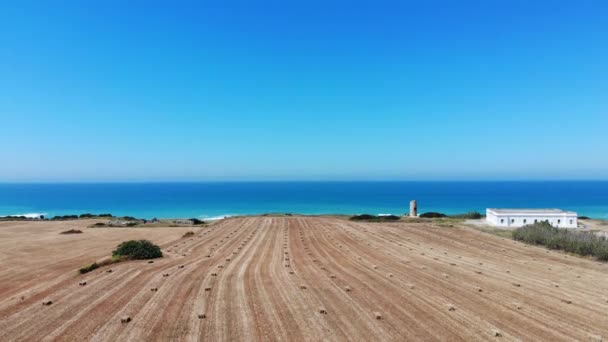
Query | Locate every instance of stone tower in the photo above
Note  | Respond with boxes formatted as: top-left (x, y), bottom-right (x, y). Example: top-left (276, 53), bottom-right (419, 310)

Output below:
top-left (409, 200), bottom-right (417, 217)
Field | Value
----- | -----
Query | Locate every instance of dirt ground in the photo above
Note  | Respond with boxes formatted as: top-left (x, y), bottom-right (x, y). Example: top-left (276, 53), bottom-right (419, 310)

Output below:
top-left (0, 217), bottom-right (607, 341)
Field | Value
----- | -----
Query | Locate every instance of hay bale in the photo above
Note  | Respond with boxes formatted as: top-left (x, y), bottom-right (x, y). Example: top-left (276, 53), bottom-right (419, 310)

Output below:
top-left (588, 334), bottom-right (603, 342)
top-left (512, 283), bottom-right (521, 287)
top-left (513, 302), bottom-right (522, 310)
top-left (447, 304), bottom-right (456, 311)
top-left (408, 284), bottom-right (415, 289)
top-left (79, 281), bottom-right (87, 286)
top-left (205, 287), bottom-right (212, 292)
top-left (374, 311), bottom-right (383, 320)
top-left (106, 269), bottom-right (113, 273)
top-left (300, 284), bottom-right (307, 290)
top-left (373, 265), bottom-right (378, 269)
top-left (476, 287), bottom-right (483, 293)
top-left (388, 273), bottom-right (393, 278)
top-left (442, 273), bottom-right (449, 279)
top-left (120, 316), bottom-right (131, 323)
top-left (319, 308), bottom-right (327, 314)
top-left (491, 329), bottom-right (502, 337)
top-left (211, 273), bottom-right (218, 276)
top-left (198, 313), bottom-right (206, 319)
top-left (289, 271), bottom-right (295, 274)
top-left (561, 298), bottom-right (572, 304)
top-left (151, 287), bottom-right (158, 292)
top-left (148, 260), bottom-right (154, 264)
top-left (344, 286), bottom-right (352, 292)
top-left (163, 273), bottom-right (170, 277)
top-left (178, 265), bottom-right (185, 269)
top-left (42, 300), bottom-right (53, 306)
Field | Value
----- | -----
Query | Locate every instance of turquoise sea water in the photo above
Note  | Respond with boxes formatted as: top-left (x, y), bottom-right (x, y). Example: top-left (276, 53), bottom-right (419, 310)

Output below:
top-left (0, 182), bottom-right (607, 219)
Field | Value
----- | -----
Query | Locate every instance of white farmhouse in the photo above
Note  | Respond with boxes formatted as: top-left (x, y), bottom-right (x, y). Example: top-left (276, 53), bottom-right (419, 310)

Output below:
top-left (486, 208), bottom-right (578, 228)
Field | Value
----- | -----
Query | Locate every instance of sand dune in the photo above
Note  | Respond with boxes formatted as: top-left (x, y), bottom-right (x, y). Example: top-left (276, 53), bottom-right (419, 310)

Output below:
top-left (0, 217), bottom-right (607, 341)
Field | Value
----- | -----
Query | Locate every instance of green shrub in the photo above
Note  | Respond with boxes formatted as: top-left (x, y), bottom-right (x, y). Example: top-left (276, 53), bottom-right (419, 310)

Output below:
top-left (419, 212), bottom-right (447, 218)
top-left (112, 240), bottom-right (163, 260)
top-left (513, 221), bottom-right (608, 261)
top-left (190, 218), bottom-right (205, 225)
top-left (183, 231), bottom-right (195, 238)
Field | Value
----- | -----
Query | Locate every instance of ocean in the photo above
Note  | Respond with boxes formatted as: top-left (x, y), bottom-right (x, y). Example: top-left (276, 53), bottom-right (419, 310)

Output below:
top-left (0, 181), bottom-right (607, 220)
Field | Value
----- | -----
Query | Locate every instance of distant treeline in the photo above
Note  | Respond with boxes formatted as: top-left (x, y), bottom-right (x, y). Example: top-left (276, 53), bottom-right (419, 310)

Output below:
top-left (350, 211), bottom-right (483, 222)
top-left (51, 213), bottom-right (114, 220)
top-left (350, 214), bottom-right (401, 222)
top-left (419, 211), bottom-right (483, 219)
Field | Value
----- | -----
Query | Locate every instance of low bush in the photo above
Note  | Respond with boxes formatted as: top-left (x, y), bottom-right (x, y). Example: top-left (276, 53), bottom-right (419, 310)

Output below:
top-left (91, 222), bottom-right (106, 227)
top-left (419, 212), bottom-right (447, 218)
top-left (183, 231), bottom-right (195, 238)
top-left (190, 218), bottom-right (205, 225)
top-left (350, 214), bottom-right (401, 222)
top-left (112, 240), bottom-right (163, 260)
top-left (513, 221), bottom-right (608, 261)
top-left (78, 257), bottom-right (121, 274)
top-left (79, 263), bottom-right (99, 274)
top-left (60, 229), bottom-right (83, 234)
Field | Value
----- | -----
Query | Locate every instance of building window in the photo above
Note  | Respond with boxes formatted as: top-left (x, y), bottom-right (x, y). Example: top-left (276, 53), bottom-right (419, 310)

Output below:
top-left (500, 219), bottom-right (504, 223)
top-left (558, 219), bottom-right (561, 224)
top-left (523, 219), bottom-right (527, 224)
top-left (534, 219), bottom-right (537, 223)
top-left (511, 219), bottom-right (515, 223)
top-left (570, 220), bottom-right (573, 224)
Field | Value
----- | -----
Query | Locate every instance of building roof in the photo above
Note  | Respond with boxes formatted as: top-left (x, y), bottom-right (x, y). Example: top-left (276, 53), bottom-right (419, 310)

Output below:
top-left (487, 208), bottom-right (577, 215)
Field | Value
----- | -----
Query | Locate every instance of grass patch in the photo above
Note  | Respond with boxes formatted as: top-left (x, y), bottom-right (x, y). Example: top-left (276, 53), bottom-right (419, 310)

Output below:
top-left (472, 226), bottom-right (514, 238)
top-left (350, 214), bottom-right (401, 222)
top-left (60, 229), bottom-right (83, 234)
top-left (513, 222), bottom-right (608, 261)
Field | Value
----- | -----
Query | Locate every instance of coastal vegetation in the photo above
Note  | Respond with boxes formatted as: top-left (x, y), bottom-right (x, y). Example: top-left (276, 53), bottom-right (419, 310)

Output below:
top-left (513, 222), bottom-right (608, 261)
top-left (183, 231), bottom-right (195, 238)
top-left (350, 214), bottom-right (401, 222)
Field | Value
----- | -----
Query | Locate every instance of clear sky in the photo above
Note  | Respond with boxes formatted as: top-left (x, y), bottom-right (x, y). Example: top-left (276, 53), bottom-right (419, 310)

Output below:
top-left (1, 1), bottom-right (607, 181)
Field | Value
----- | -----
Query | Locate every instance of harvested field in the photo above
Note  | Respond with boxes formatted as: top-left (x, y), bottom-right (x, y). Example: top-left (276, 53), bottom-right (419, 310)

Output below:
top-left (1, 216), bottom-right (607, 341)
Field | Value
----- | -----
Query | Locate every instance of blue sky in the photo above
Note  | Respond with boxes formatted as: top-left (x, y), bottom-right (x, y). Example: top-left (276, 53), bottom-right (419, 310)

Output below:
top-left (1, 1), bottom-right (607, 181)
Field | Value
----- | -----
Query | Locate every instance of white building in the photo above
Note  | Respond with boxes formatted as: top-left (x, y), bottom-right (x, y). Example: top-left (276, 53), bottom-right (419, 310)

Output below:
top-left (486, 208), bottom-right (578, 228)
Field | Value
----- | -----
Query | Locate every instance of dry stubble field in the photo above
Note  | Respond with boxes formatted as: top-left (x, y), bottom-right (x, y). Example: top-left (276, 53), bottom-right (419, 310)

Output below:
top-left (0, 216), bottom-right (607, 341)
